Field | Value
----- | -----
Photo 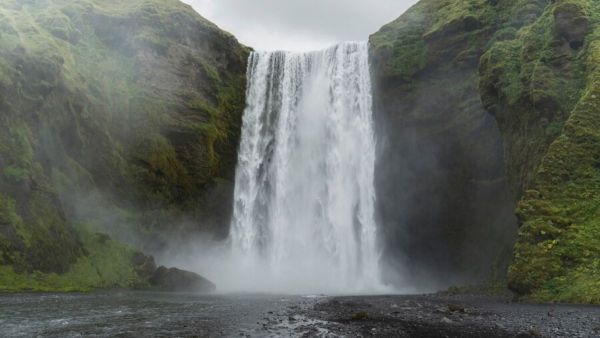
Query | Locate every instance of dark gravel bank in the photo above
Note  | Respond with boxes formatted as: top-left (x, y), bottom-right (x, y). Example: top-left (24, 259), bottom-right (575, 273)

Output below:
top-left (269, 294), bottom-right (600, 337)
top-left (3, 292), bottom-right (600, 337)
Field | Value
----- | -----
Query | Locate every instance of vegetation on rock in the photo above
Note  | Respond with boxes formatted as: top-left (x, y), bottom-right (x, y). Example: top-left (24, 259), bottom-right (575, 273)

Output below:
top-left (369, 0), bottom-right (517, 288)
top-left (0, 225), bottom-right (148, 292)
top-left (373, 0), bottom-right (600, 302)
top-left (481, 0), bottom-right (600, 303)
top-left (0, 0), bottom-right (247, 291)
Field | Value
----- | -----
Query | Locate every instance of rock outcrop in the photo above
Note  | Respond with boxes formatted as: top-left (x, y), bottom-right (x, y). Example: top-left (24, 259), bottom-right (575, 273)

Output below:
top-left (132, 251), bottom-right (216, 293)
top-left (149, 266), bottom-right (216, 292)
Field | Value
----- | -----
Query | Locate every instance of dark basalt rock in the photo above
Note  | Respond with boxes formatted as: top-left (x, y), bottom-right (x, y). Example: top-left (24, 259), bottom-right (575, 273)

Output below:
top-left (131, 251), bottom-right (158, 281)
top-left (369, 0), bottom-right (518, 290)
top-left (149, 266), bottom-right (216, 293)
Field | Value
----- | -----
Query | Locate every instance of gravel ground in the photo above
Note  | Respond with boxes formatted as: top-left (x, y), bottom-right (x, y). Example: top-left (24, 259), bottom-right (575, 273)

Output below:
top-left (264, 294), bottom-right (600, 337)
top-left (3, 292), bottom-right (600, 337)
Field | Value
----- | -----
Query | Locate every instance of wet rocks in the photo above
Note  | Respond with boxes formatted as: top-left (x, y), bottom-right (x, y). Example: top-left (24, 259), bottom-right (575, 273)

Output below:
top-left (149, 266), bottom-right (216, 293)
top-left (441, 316), bottom-right (454, 324)
top-left (131, 251), bottom-right (157, 281)
top-left (303, 294), bottom-right (600, 337)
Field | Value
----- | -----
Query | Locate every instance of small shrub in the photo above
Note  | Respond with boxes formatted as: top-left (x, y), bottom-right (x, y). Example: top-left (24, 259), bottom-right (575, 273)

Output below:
top-left (3, 166), bottom-right (26, 183)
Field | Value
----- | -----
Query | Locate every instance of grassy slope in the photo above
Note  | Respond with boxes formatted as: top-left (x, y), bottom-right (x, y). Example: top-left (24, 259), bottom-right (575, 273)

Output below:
top-left (0, 226), bottom-right (143, 292)
top-left (0, 0), bottom-right (248, 291)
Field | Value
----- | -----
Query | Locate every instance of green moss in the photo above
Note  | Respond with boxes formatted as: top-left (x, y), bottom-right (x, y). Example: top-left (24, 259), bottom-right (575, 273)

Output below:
top-left (422, 0), bottom-right (491, 36)
top-left (480, 0), bottom-right (589, 197)
top-left (199, 59), bottom-right (222, 85)
top-left (36, 9), bottom-right (78, 42)
top-left (370, 0), bottom-right (524, 284)
top-left (370, 0), bottom-right (501, 80)
top-left (370, 0), bottom-right (600, 301)
top-left (0, 125), bottom-right (34, 172)
top-left (130, 133), bottom-right (192, 204)
top-left (0, 194), bottom-right (27, 245)
top-left (545, 121), bottom-right (565, 136)
top-left (0, 0), bottom-right (246, 204)
top-left (370, 26), bottom-right (428, 80)
top-left (499, 0), bottom-right (600, 302)
top-left (2, 166), bottom-right (26, 183)
top-left (0, 0), bottom-right (248, 291)
top-left (0, 225), bottom-right (143, 292)
top-left (187, 93), bottom-right (239, 176)
top-left (193, 122), bottom-right (225, 174)
top-left (134, 31), bottom-right (170, 55)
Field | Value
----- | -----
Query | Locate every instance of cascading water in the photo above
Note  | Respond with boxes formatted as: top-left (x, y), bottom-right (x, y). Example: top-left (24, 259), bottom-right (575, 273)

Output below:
top-left (228, 41), bottom-right (384, 293)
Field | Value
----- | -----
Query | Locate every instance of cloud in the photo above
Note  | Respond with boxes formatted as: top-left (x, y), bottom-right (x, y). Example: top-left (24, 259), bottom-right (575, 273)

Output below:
top-left (183, 0), bottom-right (417, 51)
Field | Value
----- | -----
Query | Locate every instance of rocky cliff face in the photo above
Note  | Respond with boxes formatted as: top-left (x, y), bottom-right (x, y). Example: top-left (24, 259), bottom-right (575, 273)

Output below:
top-left (481, 0), bottom-right (600, 302)
top-left (369, 0), bottom-right (518, 289)
top-left (0, 0), bottom-right (248, 290)
top-left (372, 0), bottom-right (600, 302)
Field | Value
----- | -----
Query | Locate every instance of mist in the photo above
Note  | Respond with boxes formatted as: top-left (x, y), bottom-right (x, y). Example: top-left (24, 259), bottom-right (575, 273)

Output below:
top-left (371, 51), bottom-right (518, 291)
top-left (158, 43), bottom-right (397, 295)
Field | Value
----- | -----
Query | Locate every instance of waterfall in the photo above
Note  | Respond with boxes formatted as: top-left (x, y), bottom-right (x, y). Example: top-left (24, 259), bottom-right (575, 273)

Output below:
top-left (229, 41), bottom-right (383, 293)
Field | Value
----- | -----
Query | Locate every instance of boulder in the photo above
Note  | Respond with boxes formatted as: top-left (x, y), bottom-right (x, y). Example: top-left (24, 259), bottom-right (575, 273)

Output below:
top-left (131, 251), bottom-right (157, 281)
top-left (149, 266), bottom-right (216, 293)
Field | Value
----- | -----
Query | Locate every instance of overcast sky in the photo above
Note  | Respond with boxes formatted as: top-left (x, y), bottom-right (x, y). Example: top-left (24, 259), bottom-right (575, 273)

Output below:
top-left (182, 0), bottom-right (418, 51)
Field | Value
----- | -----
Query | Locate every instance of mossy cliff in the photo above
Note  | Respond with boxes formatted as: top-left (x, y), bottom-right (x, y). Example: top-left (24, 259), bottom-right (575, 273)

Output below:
top-left (369, 0), bottom-right (519, 289)
top-left (372, 0), bottom-right (600, 302)
top-left (0, 0), bottom-right (248, 291)
top-left (480, 0), bottom-right (600, 303)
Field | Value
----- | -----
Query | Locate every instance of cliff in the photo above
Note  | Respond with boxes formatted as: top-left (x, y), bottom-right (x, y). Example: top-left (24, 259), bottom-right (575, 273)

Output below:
top-left (371, 0), bottom-right (600, 302)
top-left (0, 0), bottom-right (248, 291)
top-left (481, 0), bottom-right (600, 302)
top-left (369, 0), bottom-right (519, 289)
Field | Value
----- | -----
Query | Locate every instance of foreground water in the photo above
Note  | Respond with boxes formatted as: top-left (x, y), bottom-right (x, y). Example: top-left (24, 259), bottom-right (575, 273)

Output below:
top-left (0, 292), bottom-right (322, 337)
top-left (3, 292), bottom-right (600, 337)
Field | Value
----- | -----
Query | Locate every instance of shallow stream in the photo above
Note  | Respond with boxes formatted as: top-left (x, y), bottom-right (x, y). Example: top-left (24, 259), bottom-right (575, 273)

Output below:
top-left (0, 291), bottom-right (324, 337)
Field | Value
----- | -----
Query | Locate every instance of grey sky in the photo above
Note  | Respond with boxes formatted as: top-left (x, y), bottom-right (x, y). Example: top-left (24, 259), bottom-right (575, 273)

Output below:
top-left (182, 0), bottom-right (418, 51)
